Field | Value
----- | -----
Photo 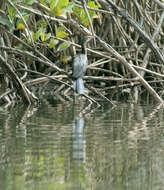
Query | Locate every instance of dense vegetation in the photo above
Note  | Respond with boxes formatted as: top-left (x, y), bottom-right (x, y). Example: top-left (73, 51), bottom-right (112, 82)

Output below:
top-left (0, 0), bottom-right (164, 105)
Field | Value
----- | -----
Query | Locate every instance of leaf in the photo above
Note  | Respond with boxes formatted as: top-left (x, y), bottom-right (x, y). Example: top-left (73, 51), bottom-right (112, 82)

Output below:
top-left (57, 42), bottom-right (70, 52)
top-left (51, 6), bottom-right (62, 16)
top-left (50, 0), bottom-right (58, 10)
top-left (45, 33), bottom-right (51, 41)
top-left (56, 0), bottom-right (69, 9)
top-left (16, 19), bottom-right (26, 30)
top-left (88, 1), bottom-right (99, 9)
top-left (49, 39), bottom-right (55, 48)
top-left (7, 5), bottom-right (15, 17)
top-left (48, 39), bottom-right (59, 49)
top-left (41, 32), bottom-right (45, 41)
top-left (11, 0), bottom-right (22, 3)
top-left (61, 55), bottom-right (71, 63)
top-left (73, 1), bottom-right (99, 26)
top-left (50, 0), bottom-right (69, 16)
top-left (64, 1), bottom-right (75, 13)
top-left (17, 23), bottom-right (25, 30)
top-left (0, 18), bottom-right (12, 28)
top-left (26, 0), bottom-right (38, 4)
top-left (55, 26), bottom-right (67, 38)
top-left (15, 11), bottom-right (30, 18)
top-left (56, 31), bottom-right (67, 39)
top-left (88, 1), bottom-right (99, 21)
top-left (73, 6), bottom-right (82, 19)
top-left (36, 19), bottom-right (47, 28)
top-left (34, 28), bottom-right (43, 40)
top-left (40, 0), bottom-right (48, 7)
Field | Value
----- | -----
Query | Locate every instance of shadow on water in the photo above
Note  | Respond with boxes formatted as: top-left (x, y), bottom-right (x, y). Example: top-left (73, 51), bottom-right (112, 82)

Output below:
top-left (0, 99), bottom-right (164, 190)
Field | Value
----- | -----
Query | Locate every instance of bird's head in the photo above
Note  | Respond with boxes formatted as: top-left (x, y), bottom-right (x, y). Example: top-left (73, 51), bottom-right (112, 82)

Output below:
top-left (80, 36), bottom-right (94, 54)
top-left (83, 35), bottom-right (94, 44)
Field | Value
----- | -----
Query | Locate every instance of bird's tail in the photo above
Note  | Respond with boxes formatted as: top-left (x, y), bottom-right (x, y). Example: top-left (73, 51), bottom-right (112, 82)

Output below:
top-left (73, 78), bottom-right (84, 94)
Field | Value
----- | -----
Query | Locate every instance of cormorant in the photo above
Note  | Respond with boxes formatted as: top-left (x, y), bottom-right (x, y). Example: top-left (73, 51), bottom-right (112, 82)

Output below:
top-left (72, 37), bottom-right (91, 94)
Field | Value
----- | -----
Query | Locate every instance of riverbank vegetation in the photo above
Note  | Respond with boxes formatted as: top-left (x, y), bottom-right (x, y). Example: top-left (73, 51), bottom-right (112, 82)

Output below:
top-left (0, 0), bottom-right (164, 105)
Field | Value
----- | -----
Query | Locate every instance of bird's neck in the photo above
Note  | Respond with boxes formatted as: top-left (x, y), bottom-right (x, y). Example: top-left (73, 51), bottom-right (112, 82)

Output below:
top-left (81, 44), bottom-right (86, 54)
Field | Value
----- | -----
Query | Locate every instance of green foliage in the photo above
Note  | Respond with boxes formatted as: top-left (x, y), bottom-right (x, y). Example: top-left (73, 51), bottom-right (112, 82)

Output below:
top-left (50, 0), bottom-right (68, 16)
top-left (31, 19), bottom-right (48, 42)
top-left (48, 39), bottom-right (59, 49)
top-left (34, 27), bottom-right (44, 40)
top-left (25, 0), bottom-right (38, 4)
top-left (50, 0), bottom-right (68, 10)
top-left (49, 0), bottom-right (74, 16)
top-left (0, 18), bottom-right (12, 28)
top-left (55, 25), bottom-right (67, 39)
top-left (11, 0), bottom-right (23, 3)
top-left (8, 5), bottom-right (16, 17)
top-left (63, 1), bottom-right (74, 14)
top-left (41, 31), bottom-right (45, 41)
top-left (40, 0), bottom-right (47, 6)
top-left (45, 33), bottom-right (51, 41)
top-left (56, 30), bottom-right (67, 38)
top-left (57, 41), bottom-right (70, 52)
top-left (7, 3), bottom-right (30, 31)
top-left (7, 5), bottom-right (16, 31)
top-left (61, 55), bottom-right (72, 63)
top-left (5, 0), bottom-right (98, 53)
top-left (36, 19), bottom-right (47, 29)
top-left (11, 0), bottom-right (37, 4)
top-left (73, 0), bottom-right (99, 26)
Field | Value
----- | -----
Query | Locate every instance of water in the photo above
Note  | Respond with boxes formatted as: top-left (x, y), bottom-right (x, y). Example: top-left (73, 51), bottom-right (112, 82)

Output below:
top-left (0, 99), bottom-right (164, 190)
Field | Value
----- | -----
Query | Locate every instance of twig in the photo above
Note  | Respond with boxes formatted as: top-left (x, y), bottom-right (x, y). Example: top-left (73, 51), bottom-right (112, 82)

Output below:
top-left (19, 68), bottom-right (100, 106)
top-left (96, 36), bottom-right (163, 103)
top-left (86, 84), bottom-right (115, 106)
top-left (81, 0), bottom-right (96, 44)
top-left (102, 0), bottom-right (164, 65)
top-left (7, 0), bottom-right (33, 44)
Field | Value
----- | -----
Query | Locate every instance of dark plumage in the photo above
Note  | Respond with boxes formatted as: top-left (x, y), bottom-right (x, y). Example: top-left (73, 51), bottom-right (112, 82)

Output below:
top-left (72, 37), bottom-right (89, 94)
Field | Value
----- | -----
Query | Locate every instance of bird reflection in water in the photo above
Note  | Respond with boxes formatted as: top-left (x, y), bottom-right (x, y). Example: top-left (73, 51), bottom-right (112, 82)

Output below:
top-left (71, 116), bottom-right (87, 190)
top-left (72, 117), bottom-right (86, 163)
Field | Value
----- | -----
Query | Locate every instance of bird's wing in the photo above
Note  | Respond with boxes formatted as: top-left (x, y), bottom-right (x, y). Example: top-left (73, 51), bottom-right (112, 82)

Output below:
top-left (81, 55), bottom-right (88, 74)
top-left (72, 54), bottom-right (87, 78)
